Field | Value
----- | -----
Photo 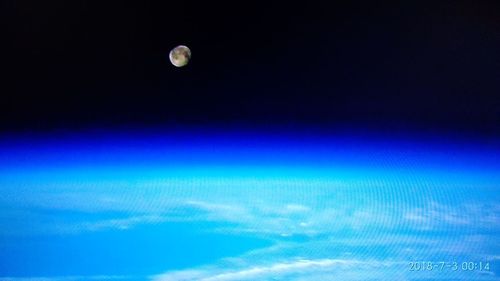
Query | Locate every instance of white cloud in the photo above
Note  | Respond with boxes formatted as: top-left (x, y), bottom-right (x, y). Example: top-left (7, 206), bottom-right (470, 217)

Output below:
top-left (403, 201), bottom-right (500, 231)
top-left (151, 259), bottom-right (402, 281)
top-left (70, 215), bottom-right (167, 232)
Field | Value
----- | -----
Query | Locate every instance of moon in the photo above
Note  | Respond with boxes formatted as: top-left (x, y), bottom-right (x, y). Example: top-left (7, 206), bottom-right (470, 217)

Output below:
top-left (169, 45), bottom-right (191, 67)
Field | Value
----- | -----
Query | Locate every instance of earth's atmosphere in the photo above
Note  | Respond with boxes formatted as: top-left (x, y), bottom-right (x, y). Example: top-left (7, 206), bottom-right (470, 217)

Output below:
top-left (0, 132), bottom-right (499, 281)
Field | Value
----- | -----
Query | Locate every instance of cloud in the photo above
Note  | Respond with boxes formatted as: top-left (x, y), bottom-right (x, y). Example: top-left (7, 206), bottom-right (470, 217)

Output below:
top-left (185, 198), bottom-right (500, 239)
top-left (403, 201), bottom-right (500, 231)
top-left (1, 183), bottom-right (499, 281)
top-left (63, 215), bottom-right (167, 233)
top-left (151, 259), bottom-right (402, 281)
top-left (180, 198), bottom-right (406, 238)
top-left (4, 190), bottom-right (499, 239)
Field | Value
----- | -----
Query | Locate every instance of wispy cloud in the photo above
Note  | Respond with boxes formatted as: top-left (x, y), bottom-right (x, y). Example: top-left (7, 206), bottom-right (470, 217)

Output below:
top-left (1, 179), bottom-right (499, 281)
top-left (185, 198), bottom-right (500, 238)
top-left (151, 259), bottom-right (403, 281)
top-left (403, 201), bottom-right (500, 231)
top-left (3, 187), bottom-right (499, 238)
top-left (60, 215), bottom-right (167, 233)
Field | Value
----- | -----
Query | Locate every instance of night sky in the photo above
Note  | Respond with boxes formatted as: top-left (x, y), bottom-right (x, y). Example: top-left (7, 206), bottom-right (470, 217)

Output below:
top-left (1, 1), bottom-right (499, 135)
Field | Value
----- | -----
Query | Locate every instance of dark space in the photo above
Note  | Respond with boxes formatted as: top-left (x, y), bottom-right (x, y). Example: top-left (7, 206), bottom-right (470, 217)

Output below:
top-left (1, 1), bottom-right (499, 136)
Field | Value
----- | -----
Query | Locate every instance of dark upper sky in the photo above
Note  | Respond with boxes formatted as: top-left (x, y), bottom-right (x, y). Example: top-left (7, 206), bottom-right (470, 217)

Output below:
top-left (1, 1), bottom-right (499, 135)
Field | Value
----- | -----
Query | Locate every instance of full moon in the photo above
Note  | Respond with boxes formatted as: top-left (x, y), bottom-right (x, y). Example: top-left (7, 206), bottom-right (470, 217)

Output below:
top-left (169, 45), bottom-right (191, 67)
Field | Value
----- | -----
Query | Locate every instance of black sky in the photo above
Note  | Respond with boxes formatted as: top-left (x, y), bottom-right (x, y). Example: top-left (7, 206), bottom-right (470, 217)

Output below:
top-left (1, 1), bottom-right (499, 135)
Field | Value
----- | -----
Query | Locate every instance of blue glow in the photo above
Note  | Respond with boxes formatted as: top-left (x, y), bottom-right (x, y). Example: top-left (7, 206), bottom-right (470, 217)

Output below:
top-left (0, 131), bottom-right (499, 280)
